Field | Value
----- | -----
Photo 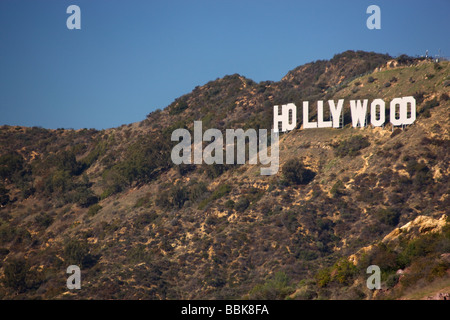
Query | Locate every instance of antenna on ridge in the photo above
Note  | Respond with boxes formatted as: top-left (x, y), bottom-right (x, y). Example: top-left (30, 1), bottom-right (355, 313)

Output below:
top-left (436, 49), bottom-right (441, 62)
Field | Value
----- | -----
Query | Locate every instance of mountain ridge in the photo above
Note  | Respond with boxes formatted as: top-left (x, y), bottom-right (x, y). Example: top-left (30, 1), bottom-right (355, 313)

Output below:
top-left (0, 50), bottom-right (449, 300)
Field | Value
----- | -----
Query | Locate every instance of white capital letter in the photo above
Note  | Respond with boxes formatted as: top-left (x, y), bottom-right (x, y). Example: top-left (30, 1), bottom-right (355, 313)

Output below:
top-left (329, 99), bottom-right (344, 128)
top-left (401, 96), bottom-right (416, 125)
top-left (317, 101), bottom-right (332, 128)
top-left (303, 101), bottom-right (317, 129)
top-left (273, 104), bottom-right (296, 132)
top-left (370, 99), bottom-right (385, 127)
top-left (350, 99), bottom-right (368, 127)
top-left (390, 98), bottom-right (403, 126)
top-left (390, 97), bottom-right (416, 126)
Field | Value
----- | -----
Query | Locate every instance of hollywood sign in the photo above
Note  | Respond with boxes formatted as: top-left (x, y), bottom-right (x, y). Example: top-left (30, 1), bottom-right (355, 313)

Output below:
top-left (274, 97), bottom-right (416, 132)
top-left (170, 96), bottom-right (416, 176)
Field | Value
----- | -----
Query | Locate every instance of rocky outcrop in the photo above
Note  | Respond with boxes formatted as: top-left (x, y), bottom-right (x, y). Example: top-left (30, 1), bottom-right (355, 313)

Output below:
top-left (427, 292), bottom-right (450, 300)
top-left (382, 214), bottom-right (448, 245)
top-left (349, 214), bottom-right (448, 265)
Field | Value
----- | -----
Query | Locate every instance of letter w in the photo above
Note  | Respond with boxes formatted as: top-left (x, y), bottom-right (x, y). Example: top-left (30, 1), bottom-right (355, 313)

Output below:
top-left (350, 99), bottom-right (368, 127)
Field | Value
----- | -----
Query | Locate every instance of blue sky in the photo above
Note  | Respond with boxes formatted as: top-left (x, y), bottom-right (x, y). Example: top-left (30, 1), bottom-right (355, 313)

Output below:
top-left (0, 0), bottom-right (449, 130)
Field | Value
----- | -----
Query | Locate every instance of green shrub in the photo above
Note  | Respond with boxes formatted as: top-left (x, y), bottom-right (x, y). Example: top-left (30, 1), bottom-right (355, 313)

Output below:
top-left (433, 62), bottom-right (442, 71)
top-left (366, 243), bottom-right (399, 271)
top-left (2, 258), bottom-right (37, 293)
top-left (397, 234), bottom-right (439, 268)
top-left (404, 160), bottom-right (433, 189)
top-left (385, 273), bottom-right (400, 288)
top-left (0, 223), bottom-right (31, 246)
top-left (75, 186), bottom-right (99, 208)
top-left (51, 170), bottom-right (72, 193)
top-left (248, 272), bottom-right (293, 300)
top-left (0, 247), bottom-right (9, 259)
top-left (225, 199), bottom-right (235, 209)
top-left (316, 258), bottom-right (357, 287)
top-left (295, 248), bottom-right (319, 261)
top-left (127, 244), bottom-right (151, 263)
top-left (134, 211), bottom-right (158, 229)
top-left (156, 190), bottom-right (171, 209)
top-left (429, 261), bottom-right (448, 279)
top-left (204, 164), bottom-right (229, 179)
top-left (0, 184), bottom-right (9, 205)
top-left (53, 150), bottom-right (82, 175)
top-left (0, 152), bottom-right (24, 179)
top-left (134, 196), bottom-right (152, 208)
top-left (80, 140), bottom-right (107, 168)
top-left (205, 215), bottom-right (219, 226)
top-left (100, 169), bottom-right (127, 199)
top-left (330, 180), bottom-right (345, 197)
top-left (198, 184), bottom-right (232, 210)
top-left (413, 169), bottom-right (433, 189)
top-left (420, 97), bottom-right (439, 116)
top-left (88, 204), bottom-right (102, 217)
top-left (315, 268), bottom-right (331, 288)
top-left (234, 197), bottom-right (250, 212)
top-left (332, 258), bottom-right (358, 285)
top-left (211, 184), bottom-right (231, 200)
top-left (171, 186), bottom-right (189, 209)
top-left (334, 135), bottom-right (370, 157)
top-left (376, 208), bottom-right (400, 226)
top-left (177, 163), bottom-right (195, 176)
top-left (396, 54), bottom-right (412, 64)
top-left (188, 181), bottom-right (207, 202)
top-left (35, 212), bottom-right (54, 228)
top-left (413, 91), bottom-right (425, 105)
top-left (169, 99), bottom-right (189, 115)
top-left (282, 159), bottom-right (315, 185)
top-left (63, 238), bottom-right (98, 268)
top-left (102, 133), bottom-right (172, 196)
top-left (66, 174), bottom-right (99, 208)
top-left (281, 210), bottom-right (300, 233)
top-left (157, 183), bottom-right (204, 209)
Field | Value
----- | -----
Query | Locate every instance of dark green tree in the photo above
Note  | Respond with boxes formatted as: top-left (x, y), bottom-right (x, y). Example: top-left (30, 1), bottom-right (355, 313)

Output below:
top-left (282, 159), bottom-right (315, 185)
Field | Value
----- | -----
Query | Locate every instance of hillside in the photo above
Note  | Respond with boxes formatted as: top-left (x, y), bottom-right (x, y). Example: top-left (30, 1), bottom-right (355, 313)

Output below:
top-left (0, 50), bottom-right (449, 300)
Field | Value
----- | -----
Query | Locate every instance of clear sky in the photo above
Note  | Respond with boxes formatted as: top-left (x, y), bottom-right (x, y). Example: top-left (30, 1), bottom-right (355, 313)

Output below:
top-left (0, 0), bottom-right (449, 130)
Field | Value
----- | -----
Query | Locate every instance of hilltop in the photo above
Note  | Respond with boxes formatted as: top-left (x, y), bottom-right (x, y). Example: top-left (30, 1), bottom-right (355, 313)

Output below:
top-left (0, 50), bottom-right (449, 299)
